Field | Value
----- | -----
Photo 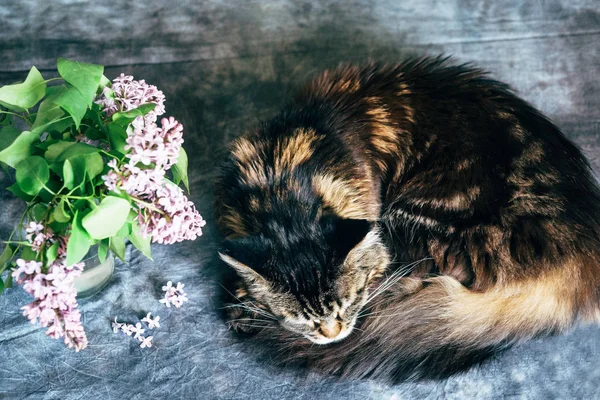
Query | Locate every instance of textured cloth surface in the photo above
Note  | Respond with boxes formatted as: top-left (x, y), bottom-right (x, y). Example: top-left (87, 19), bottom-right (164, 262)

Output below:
top-left (1, 1), bottom-right (599, 399)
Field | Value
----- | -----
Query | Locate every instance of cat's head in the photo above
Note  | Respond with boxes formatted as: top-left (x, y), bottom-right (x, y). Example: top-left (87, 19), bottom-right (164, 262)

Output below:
top-left (219, 216), bottom-right (389, 344)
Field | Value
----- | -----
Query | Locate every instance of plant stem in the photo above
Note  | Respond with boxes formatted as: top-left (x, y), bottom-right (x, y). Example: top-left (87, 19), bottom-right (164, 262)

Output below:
top-left (0, 110), bottom-right (29, 124)
top-left (1, 241), bottom-right (31, 246)
top-left (130, 197), bottom-right (164, 215)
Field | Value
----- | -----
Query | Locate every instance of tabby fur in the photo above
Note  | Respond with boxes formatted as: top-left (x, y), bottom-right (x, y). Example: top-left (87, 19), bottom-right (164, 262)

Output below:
top-left (214, 56), bottom-right (600, 381)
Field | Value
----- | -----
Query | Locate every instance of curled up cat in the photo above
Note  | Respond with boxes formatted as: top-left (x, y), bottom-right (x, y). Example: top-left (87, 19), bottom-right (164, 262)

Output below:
top-left (214, 56), bottom-right (600, 382)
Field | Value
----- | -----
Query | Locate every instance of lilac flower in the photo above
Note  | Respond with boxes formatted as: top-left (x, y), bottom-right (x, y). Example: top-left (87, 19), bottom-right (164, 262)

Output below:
top-left (138, 182), bottom-right (206, 245)
top-left (112, 317), bottom-right (123, 333)
top-left (97, 74), bottom-right (205, 246)
top-left (162, 281), bottom-right (175, 294)
top-left (25, 222), bottom-right (43, 241)
top-left (113, 317), bottom-right (156, 349)
top-left (95, 74), bottom-right (165, 126)
top-left (12, 259), bottom-right (42, 281)
top-left (140, 336), bottom-right (153, 349)
top-left (131, 322), bottom-right (145, 340)
top-left (121, 323), bottom-right (135, 336)
top-left (141, 312), bottom-right (160, 329)
top-left (24, 221), bottom-right (55, 253)
top-left (124, 117), bottom-right (183, 170)
top-left (13, 233), bottom-right (88, 351)
top-left (160, 281), bottom-right (188, 308)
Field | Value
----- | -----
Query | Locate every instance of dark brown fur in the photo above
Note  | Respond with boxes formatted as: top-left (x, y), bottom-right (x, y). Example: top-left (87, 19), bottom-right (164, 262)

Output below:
top-left (214, 56), bottom-right (600, 382)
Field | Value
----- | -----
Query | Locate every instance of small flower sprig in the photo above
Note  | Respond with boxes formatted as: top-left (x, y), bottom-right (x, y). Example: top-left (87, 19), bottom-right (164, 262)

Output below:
top-left (160, 281), bottom-right (188, 308)
top-left (112, 315), bottom-right (155, 349)
top-left (0, 58), bottom-right (205, 351)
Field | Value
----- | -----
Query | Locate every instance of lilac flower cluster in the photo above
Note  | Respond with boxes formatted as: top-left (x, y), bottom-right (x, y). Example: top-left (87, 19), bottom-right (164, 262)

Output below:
top-left (96, 73), bottom-right (165, 126)
top-left (112, 313), bottom-right (158, 348)
top-left (97, 75), bottom-right (206, 245)
top-left (25, 222), bottom-right (47, 253)
top-left (160, 281), bottom-right (188, 308)
top-left (12, 229), bottom-right (88, 351)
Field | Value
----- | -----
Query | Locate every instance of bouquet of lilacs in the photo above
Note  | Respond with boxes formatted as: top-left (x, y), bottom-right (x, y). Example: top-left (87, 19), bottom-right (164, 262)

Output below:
top-left (0, 58), bottom-right (205, 351)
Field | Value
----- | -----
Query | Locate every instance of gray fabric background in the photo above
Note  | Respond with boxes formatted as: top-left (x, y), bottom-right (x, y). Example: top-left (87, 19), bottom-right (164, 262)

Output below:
top-left (1, 1), bottom-right (599, 398)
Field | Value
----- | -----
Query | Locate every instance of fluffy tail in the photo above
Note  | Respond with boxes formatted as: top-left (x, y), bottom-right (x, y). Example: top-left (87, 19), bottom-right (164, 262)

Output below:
top-left (259, 259), bottom-right (599, 382)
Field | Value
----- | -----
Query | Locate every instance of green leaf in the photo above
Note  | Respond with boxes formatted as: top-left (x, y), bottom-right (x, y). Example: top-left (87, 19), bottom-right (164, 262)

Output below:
top-left (4, 274), bottom-right (12, 289)
top-left (81, 196), bottom-right (131, 240)
top-left (6, 182), bottom-right (34, 201)
top-left (115, 221), bottom-right (132, 237)
top-left (84, 127), bottom-right (103, 140)
top-left (46, 241), bottom-right (59, 265)
top-left (63, 159), bottom-right (75, 189)
top-left (109, 237), bottom-right (126, 261)
top-left (98, 238), bottom-right (109, 263)
top-left (66, 210), bottom-right (91, 266)
top-left (55, 142), bottom-right (99, 162)
top-left (20, 246), bottom-right (38, 261)
top-left (46, 84), bottom-right (88, 129)
top-left (85, 103), bottom-right (107, 133)
top-left (0, 130), bottom-right (41, 168)
top-left (107, 123), bottom-right (128, 153)
top-left (38, 178), bottom-right (61, 203)
top-left (0, 67), bottom-right (46, 111)
top-left (0, 126), bottom-right (21, 152)
top-left (68, 153), bottom-right (103, 188)
top-left (16, 156), bottom-right (49, 196)
top-left (111, 103), bottom-right (156, 126)
top-left (0, 118), bottom-right (68, 168)
top-left (171, 147), bottom-right (189, 192)
top-left (0, 245), bottom-right (14, 274)
top-left (46, 117), bottom-right (73, 135)
top-left (0, 278), bottom-right (4, 294)
top-left (32, 203), bottom-right (47, 221)
top-left (98, 75), bottom-right (111, 93)
top-left (54, 198), bottom-right (71, 223)
top-left (128, 221), bottom-right (153, 261)
top-left (57, 58), bottom-right (104, 107)
top-left (32, 98), bottom-right (65, 130)
top-left (0, 111), bottom-right (13, 127)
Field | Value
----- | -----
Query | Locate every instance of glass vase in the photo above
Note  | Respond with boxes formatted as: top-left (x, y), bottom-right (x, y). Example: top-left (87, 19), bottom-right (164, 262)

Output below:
top-left (74, 247), bottom-right (115, 298)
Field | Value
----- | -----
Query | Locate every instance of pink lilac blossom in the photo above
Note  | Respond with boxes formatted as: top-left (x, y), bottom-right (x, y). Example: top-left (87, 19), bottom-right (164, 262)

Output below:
top-left (125, 117), bottom-right (183, 170)
top-left (131, 322), bottom-right (145, 340)
top-left (112, 317), bottom-right (123, 333)
top-left (142, 312), bottom-right (160, 329)
top-left (160, 281), bottom-right (188, 308)
top-left (121, 323), bottom-right (135, 336)
top-left (13, 229), bottom-right (88, 351)
top-left (140, 336), bottom-right (153, 348)
top-left (97, 74), bottom-right (206, 245)
top-left (136, 182), bottom-right (206, 245)
top-left (112, 317), bottom-right (154, 348)
top-left (95, 74), bottom-right (165, 127)
top-left (25, 222), bottom-right (51, 253)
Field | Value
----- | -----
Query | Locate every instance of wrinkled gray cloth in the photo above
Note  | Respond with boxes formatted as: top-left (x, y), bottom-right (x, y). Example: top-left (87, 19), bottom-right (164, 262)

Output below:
top-left (1, 1), bottom-right (599, 398)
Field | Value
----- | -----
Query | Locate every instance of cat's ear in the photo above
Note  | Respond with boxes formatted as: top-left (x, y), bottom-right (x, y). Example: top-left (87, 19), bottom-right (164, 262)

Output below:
top-left (218, 251), bottom-right (267, 286)
top-left (321, 215), bottom-right (372, 257)
top-left (218, 237), bottom-right (270, 293)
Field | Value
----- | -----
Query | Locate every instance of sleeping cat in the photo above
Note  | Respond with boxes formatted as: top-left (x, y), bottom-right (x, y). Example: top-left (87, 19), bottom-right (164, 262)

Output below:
top-left (214, 56), bottom-right (600, 381)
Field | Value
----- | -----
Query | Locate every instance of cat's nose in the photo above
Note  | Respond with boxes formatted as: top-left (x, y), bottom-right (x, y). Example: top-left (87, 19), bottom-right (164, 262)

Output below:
top-left (318, 319), bottom-right (342, 339)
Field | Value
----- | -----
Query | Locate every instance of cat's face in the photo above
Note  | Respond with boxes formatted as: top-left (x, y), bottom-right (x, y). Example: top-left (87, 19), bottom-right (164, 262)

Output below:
top-left (271, 263), bottom-right (372, 344)
top-left (219, 217), bottom-right (389, 344)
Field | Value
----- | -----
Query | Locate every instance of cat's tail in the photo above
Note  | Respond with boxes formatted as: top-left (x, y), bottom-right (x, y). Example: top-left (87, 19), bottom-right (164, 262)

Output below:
top-left (267, 257), bottom-right (600, 382)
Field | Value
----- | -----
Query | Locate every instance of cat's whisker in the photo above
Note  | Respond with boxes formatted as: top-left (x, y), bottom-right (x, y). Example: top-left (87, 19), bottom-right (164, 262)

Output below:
top-left (364, 257), bottom-right (430, 306)
top-left (231, 323), bottom-right (278, 330)
top-left (227, 303), bottom-right (277, 320)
